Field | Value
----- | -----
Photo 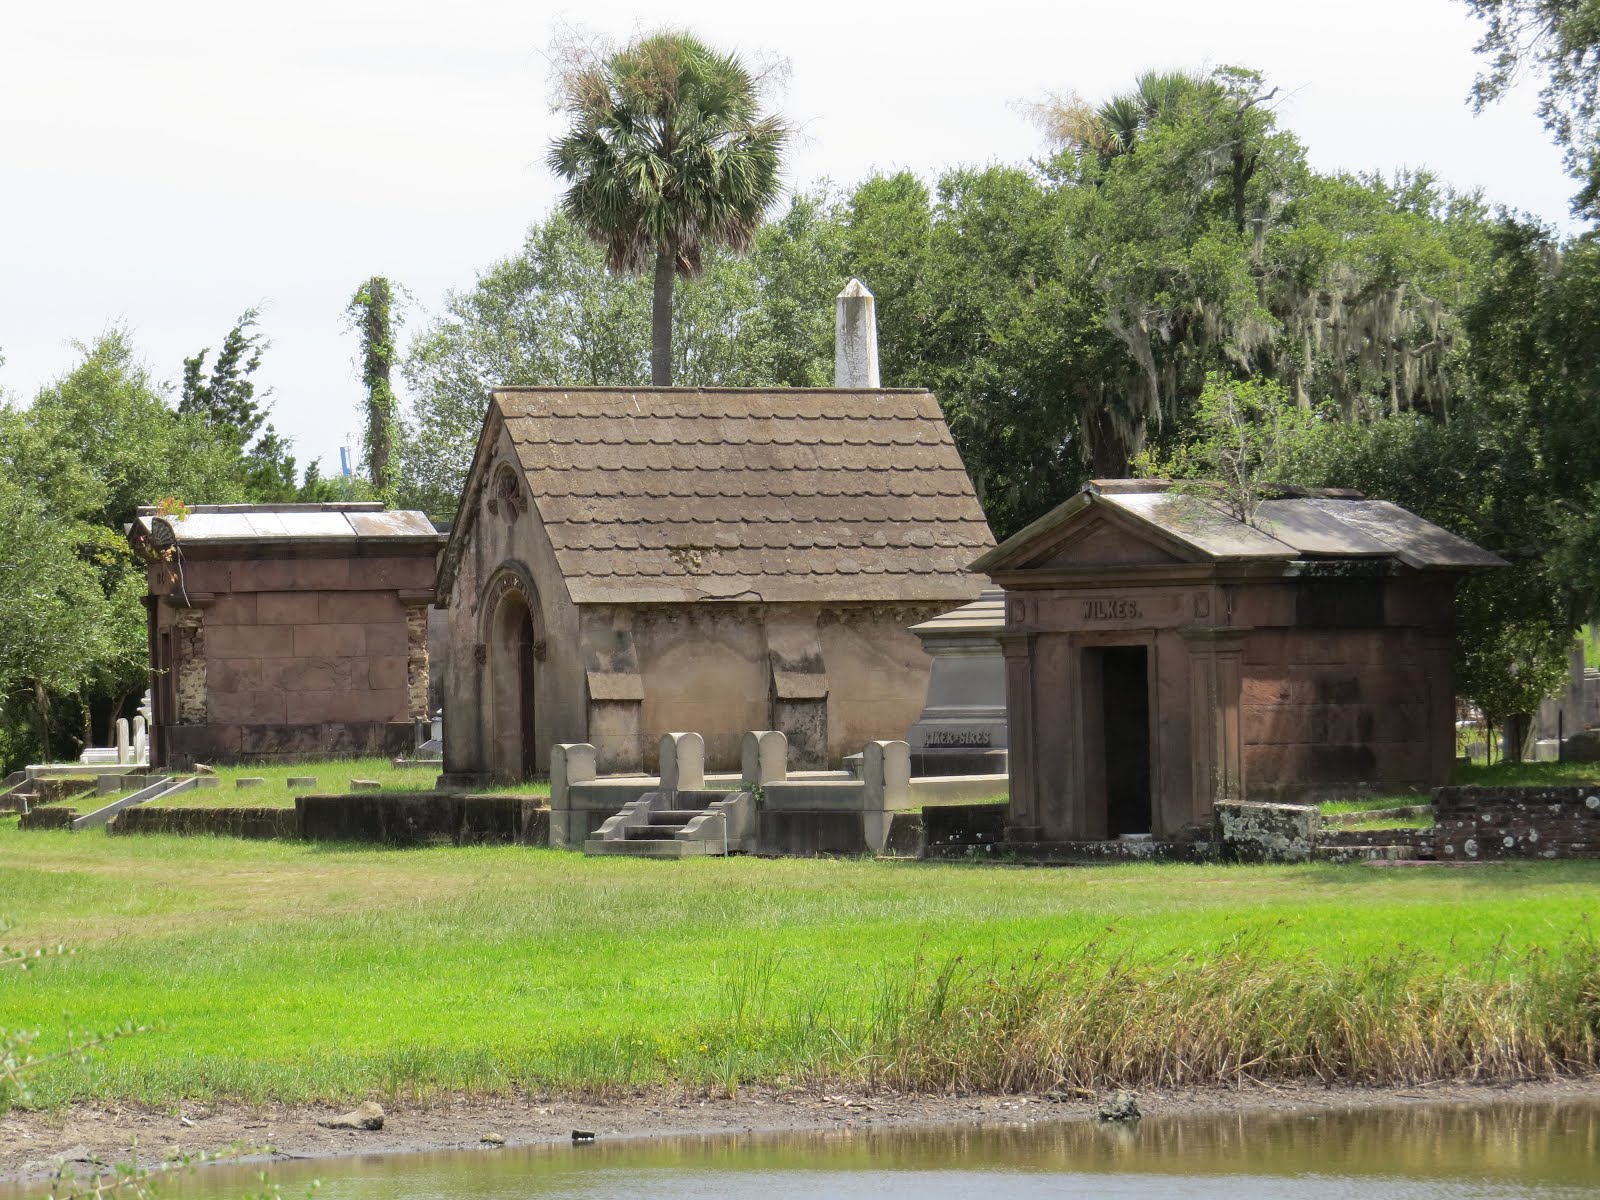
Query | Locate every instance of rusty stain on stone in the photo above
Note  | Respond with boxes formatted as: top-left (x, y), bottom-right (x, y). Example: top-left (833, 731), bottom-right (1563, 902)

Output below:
top-left (406, 605), bottom-right (430, 722)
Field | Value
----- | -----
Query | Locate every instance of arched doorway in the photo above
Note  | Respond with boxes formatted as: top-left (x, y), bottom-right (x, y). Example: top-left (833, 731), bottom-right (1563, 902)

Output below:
top-left (488, 583), bottom-right (539, 780)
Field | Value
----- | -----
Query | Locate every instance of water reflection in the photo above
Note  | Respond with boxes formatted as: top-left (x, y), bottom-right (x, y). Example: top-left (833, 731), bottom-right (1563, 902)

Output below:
top-left (9, 1098), bottom-right (1599, 1199)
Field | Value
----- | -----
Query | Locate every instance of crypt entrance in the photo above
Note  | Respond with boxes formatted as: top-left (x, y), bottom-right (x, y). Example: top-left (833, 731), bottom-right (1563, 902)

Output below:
top-left (486, 574), bottom-right (542, 781)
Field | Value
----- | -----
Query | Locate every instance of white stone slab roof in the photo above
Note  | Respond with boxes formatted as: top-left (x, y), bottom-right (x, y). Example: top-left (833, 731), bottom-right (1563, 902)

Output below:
top-left (129, 504), bottom-right (442, 546)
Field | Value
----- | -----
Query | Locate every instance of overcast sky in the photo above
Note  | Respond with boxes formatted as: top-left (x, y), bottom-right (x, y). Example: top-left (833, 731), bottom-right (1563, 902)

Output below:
top-left (0, 0), bottom-right (1575, 474)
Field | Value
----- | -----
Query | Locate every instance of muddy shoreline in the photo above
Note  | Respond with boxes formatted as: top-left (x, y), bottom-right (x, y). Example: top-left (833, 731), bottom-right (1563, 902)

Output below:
top-left (4, 1075), bottom-right (1599, 1187)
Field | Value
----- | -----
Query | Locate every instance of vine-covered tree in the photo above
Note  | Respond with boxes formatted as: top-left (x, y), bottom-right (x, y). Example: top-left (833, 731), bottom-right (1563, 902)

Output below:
top-left (547, 29), bottom-right (789, 385)
top-left (348, 277), bottom-right (399, 496)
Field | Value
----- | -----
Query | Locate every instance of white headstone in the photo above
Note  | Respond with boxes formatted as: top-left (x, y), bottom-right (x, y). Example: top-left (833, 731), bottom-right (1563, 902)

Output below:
top-left (115, 718), bottom-right (130, 766)
top-left (658, 732), bottom-right (705, 793)
top-left (132, 716), bottom-right (147, 765)
top-left (834, 278), bottom-right (880, 389)
top-left (740, 730), bottom-right (788, 786)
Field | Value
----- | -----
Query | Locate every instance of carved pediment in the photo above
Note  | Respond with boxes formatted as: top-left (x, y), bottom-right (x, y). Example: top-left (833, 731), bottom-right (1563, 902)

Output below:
top-left (1020, 513), bottom-right (1193, 571)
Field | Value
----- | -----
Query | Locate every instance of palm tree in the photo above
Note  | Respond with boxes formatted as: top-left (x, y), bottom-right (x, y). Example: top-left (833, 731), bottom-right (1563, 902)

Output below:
top-left (547, 31), bottom-right (789, 386)
top-left (1031, 70), bottom-right (1210, 165)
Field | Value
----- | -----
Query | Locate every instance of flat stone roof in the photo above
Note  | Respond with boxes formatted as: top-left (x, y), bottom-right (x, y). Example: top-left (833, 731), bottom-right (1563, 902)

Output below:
top-left (972, 481), bottom-right (1507, 573)
top-left (129, 505), bottom-right (442, 547)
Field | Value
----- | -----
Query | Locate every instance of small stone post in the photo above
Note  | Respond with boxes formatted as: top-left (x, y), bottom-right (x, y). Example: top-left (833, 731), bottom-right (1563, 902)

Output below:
top-left (549, 743), bottom-right (597, 848)
top-left (658, 732), bottom-right (705, 793)
top-left (740, 731), bottom-right (788, 788)
top-left (834, 278), bottom-right (880, 388)
top-left (861, 739), bottom-right (911, 854)
top-left (115, 718), bottom-right (130, 766)
top-left (132, 716), bottom-right (147, 765)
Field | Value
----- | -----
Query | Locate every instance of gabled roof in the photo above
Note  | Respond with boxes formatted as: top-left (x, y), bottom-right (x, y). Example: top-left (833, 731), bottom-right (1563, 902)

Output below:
top-left (129, 503), bottom-right (442, 548)
top-left (970, 481), bottom-right (1506, 575)
top-left (442, 387), bottom-right (995, 605)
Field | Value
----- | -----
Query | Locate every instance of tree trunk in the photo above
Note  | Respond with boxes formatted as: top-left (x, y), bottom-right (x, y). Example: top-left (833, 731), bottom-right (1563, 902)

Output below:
top-left (651, 247), bottom-right (675, 386)
top-left (1086, 408), bottom-right (1133, 478)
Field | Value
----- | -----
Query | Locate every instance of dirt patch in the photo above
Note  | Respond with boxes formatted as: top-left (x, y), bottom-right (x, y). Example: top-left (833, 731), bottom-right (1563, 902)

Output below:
top-left (4, 1075), bottom-right (1598, 1186)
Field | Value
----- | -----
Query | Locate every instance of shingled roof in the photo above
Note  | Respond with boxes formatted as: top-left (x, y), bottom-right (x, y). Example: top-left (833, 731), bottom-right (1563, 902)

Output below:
top-left (444, 387), bottom-right (995, 605)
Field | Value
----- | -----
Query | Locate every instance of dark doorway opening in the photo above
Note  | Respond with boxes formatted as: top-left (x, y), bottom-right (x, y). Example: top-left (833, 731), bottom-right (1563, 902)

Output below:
top-left (490, 587), bottom-right (540, 781)
top-left (516, 608), bottom-right (538, 779)
top-left (1097, 646), bottom-right (1151, 836)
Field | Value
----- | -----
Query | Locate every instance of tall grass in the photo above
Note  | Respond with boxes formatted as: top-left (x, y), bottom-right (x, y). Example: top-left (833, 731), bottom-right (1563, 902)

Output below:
top-left (841, 933), bottom-right (1600, 1092)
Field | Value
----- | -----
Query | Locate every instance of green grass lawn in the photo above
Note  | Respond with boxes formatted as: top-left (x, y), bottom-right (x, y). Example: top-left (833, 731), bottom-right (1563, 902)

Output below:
top-left (1457, 760), bottom-right (1600, 788)
top-left (1338, 816), bottom-right (1434, 832)
top-left (1318, 795), bottom-right (1430, 816)
top-left (1317, 760), bottom-right (1600, 818)
top-left (1, 826), bottom-right (1596, 1106)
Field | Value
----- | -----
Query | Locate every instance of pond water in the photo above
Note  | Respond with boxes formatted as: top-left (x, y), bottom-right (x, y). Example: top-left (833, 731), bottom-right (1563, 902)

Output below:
top-left (11, 1099), bottom-right (1600, 1199)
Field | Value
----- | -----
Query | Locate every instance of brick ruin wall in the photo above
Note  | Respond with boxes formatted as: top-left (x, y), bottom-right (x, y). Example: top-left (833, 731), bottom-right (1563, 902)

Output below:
top-left (1432, 787), bottom-right (1600, 860)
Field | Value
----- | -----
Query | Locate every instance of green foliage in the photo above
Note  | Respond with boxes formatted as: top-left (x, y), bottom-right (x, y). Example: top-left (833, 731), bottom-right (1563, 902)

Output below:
top-left (1278, 397), bottom-right (1569, 725)
top-left (397, 198), bottom-right (842, 516)
top-left (181, 309), bottom-right (305, 501)
top-left (0, 332), bottom-right (251, 767)
top-left (0, 476), bottom-right (130, 714)
top-left (547, 29), bottom-right (789, 384)
top-left (1463, 0), bottom-right (1600, 216)
top-left (0, 324), bottom-right (332, 770)
top-left (1146, 373), bottom-right (1323, 525)
top-left (855, 165), bottom-right (1109, 535)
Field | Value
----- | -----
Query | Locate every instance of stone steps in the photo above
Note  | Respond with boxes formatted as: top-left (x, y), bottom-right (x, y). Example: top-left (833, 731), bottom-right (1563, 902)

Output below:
top-left (1319, 827), bottom-right (1433, 848)
top-left (1323, 804), bottom-right (1433, 826)
top-left (584, 837), bottom-right (710, 859)
top-left (583, 785), bottom-right (757, 858)
top-left (1312, 844), bottom-right (1425, 863)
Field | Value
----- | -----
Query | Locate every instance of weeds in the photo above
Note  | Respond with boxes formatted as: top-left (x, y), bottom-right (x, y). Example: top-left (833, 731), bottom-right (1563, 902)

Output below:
top-left (835, 932), bottom-right (1600, 1092)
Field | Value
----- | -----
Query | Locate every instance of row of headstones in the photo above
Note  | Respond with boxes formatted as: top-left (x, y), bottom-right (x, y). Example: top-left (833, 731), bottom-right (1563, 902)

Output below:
top-left (113, 714), bottom-right (149, 766)
top-left (81, 692), bottom-right (155, 766)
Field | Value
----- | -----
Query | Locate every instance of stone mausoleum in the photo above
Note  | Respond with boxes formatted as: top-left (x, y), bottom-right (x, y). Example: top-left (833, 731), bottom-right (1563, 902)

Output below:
top-left (970, 480), bottom-right (1504, 842)
top-left (131, 503), bottom-right (445, 767)
top-left (434, 385), bottom-right (995, 781)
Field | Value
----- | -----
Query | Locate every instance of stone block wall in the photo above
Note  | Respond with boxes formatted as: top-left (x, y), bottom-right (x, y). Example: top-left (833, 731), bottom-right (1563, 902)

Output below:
top-left (153, 552), bottom-right (436, 767)
top-left (1240, 627), bottom-right (1431, 801)
top-left (110, 806), bottom-right (299, 839)
top-left (1432, 787), bottom-right (1600, 860)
